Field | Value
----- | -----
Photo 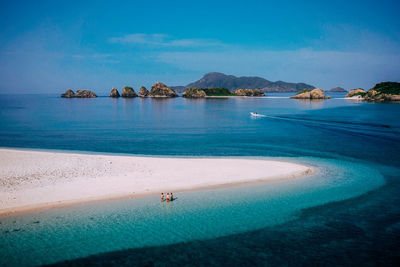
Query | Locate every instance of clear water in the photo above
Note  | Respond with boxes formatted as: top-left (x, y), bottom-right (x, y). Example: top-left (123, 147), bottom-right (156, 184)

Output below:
top-left (0, 94), bottom-right (399, 266)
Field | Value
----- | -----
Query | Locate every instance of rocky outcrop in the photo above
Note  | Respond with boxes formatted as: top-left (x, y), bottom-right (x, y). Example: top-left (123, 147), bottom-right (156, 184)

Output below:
top-left (234, 89), bottom-right (265, 96)
top-left (61, 89), bottom-right (96, 98)
top-left (77, 90), bottom-right (96, 98)
top-left (182, 88), bottom-right (207, 98)
top-left (109, 87), bottom-right (120, 98)
top-left (61, 89), bottom-right (75, 98)
top-left (345, 88), bottom-right (366, 98)
top-left (364, 90), bottom-right (400, 101)
top-left (384, 95), bottom-right (400, 101)
top-left (121, 86), bottom-right (138, 98)
top-left (75, 90), bottom-right (97, 98)
top-left (310, 88), bottom-right (325, 99)
top-left (291, 89), bottom-right (311, 99)
top-left (139, 86), bottom-right (149, 97)
top-left (291, 88), bottom-right (325, 99)
top-left (148, 82), bottom-right (178, 97)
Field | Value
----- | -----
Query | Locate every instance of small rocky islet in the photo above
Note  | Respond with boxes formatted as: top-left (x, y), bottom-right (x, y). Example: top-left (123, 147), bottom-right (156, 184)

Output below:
top-left (139, 86), bottom-right (149, 97)
top-left (345, 88), bottom-right (366, 99)
top-left (61, 89), bottom-right (97, 98)
top-left (121, 86), bottom-right (138, 98)
top-left (182, 88), bottom-right (207, 98)
top-left (290, 88), bottom-right (327, 99)
top-left (345, 82), bottom-right (400, 102)
top-left (234, 89), bottom-right (264, 96)
top-left (109, 87), bottom-right (120, 98)
top-left (61, 81), bottom-right (400, 102)
top-left (149, 82), bottom-right (179, 97)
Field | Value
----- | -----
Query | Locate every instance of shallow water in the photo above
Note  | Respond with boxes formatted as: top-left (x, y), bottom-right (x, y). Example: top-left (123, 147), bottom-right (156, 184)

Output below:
top-left (0, 94), bottom-right (399, 266)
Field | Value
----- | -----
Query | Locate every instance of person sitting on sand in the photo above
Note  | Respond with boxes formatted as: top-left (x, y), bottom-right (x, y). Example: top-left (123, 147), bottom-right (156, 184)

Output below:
top-left (166, 193), bottom-right (170, 202)
top-left (161, 193), bottom-right (164, 202)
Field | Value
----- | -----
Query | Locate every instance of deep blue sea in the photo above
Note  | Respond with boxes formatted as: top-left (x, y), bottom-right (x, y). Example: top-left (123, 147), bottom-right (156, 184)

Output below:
top-left (0, 93), bottom-right (399, 266)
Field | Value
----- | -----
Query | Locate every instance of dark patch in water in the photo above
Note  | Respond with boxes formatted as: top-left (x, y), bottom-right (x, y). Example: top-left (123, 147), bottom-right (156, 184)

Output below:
top-left (1, 106), bottom-right (26, 110)
top-left (303, 123), bottom-right (400, 143)
top-left (50, 175), bottom-right (400, 266)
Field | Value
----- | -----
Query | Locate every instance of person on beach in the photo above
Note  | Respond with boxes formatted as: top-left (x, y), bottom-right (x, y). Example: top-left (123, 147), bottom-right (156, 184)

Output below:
top-left (166, 193), bottom-right (170, 202)
top-left (170, 193), bottom-right (174, 201)
top-left (161, 193), bottom-right (164, 202)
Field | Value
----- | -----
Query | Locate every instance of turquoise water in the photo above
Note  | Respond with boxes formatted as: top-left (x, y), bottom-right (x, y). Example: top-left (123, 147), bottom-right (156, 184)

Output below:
top-left (0, 93), bottom-right (399, 266)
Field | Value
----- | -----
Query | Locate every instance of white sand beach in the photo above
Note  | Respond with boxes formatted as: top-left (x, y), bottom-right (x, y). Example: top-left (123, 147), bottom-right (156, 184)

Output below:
top-left (0, 149), bottom-right (312, 215)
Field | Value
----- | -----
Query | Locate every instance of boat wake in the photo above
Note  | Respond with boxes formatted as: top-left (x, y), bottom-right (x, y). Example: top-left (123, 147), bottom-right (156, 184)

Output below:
top-left (256, 114), bottom-right (399, 141)
top-left (262, 114), bottom-right (391, 129)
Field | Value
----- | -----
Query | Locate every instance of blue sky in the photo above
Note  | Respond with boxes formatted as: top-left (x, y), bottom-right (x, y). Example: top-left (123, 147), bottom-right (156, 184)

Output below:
top-left (1, 0), bottom-right (399, 94)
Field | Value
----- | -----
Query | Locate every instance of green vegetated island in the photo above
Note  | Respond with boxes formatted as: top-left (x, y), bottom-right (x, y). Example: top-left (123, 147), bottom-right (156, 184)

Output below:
top-left (61, 72), bottom-right (400, 102)
top-left (344, 82), bottom-right (400, 101)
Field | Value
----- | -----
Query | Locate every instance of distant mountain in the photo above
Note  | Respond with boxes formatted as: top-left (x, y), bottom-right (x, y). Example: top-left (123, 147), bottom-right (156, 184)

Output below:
top-left (171, 72), bottom-right (315, 93)
top-left (327, 87), bottom-right (347, 92)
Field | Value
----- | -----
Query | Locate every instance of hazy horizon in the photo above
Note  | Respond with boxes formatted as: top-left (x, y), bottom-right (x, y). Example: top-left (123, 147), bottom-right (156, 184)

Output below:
top-left (1, 0), bottom-right (399, 94)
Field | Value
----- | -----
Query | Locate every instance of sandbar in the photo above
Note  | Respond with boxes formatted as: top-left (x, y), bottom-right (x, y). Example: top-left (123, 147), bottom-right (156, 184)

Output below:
top-left (0, 148), bottom-right (313, 215)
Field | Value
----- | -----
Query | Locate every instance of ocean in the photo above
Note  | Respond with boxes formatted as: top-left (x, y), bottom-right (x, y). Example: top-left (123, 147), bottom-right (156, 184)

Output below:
top-left (0, 93), bottom-right (399, 266)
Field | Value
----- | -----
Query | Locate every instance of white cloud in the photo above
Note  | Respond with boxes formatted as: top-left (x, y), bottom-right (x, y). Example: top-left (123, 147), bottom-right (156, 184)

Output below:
top-left (109, 33), bottom-right (224, 47)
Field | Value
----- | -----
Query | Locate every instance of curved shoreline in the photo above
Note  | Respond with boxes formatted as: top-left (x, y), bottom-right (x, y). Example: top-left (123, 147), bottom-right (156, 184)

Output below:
top-left (0, 149), bottom-right (314, 216)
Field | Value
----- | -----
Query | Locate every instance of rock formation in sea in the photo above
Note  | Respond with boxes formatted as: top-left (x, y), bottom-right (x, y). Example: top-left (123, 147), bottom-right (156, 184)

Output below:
top-left (234, 89), bottom-right (265, 96)
top-left (345, 88), bottom-right (366, 98)
top-left (109, 87), bottom-right (120, 98)
top-left (148, 82), bottom-right (178, 97)
top-left (182, 88), bottom-right (207, 98)
top-left (139, 86), bottom-right (149, 97)
top-left (61, 89), bottom-right (75, 98)
top-left (291, 88), bottom-right (325, 99)
top-left (310, 88), bottom-right (325, 99)
top-left (121, 86), bottom-right (138, 98)
top-left (61, 89), bottom-right (97, 98)
top-left (75, 90), bottom-right (97, 98)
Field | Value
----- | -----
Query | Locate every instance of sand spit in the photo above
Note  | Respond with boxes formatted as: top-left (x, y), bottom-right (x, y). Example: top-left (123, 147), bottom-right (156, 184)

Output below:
top-left (0, 149), bottom-right (312, 215)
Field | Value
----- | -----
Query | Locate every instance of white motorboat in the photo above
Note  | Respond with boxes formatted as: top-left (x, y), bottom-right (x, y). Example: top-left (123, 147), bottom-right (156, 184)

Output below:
top-left (250, 112), bottom-right (266, 117)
